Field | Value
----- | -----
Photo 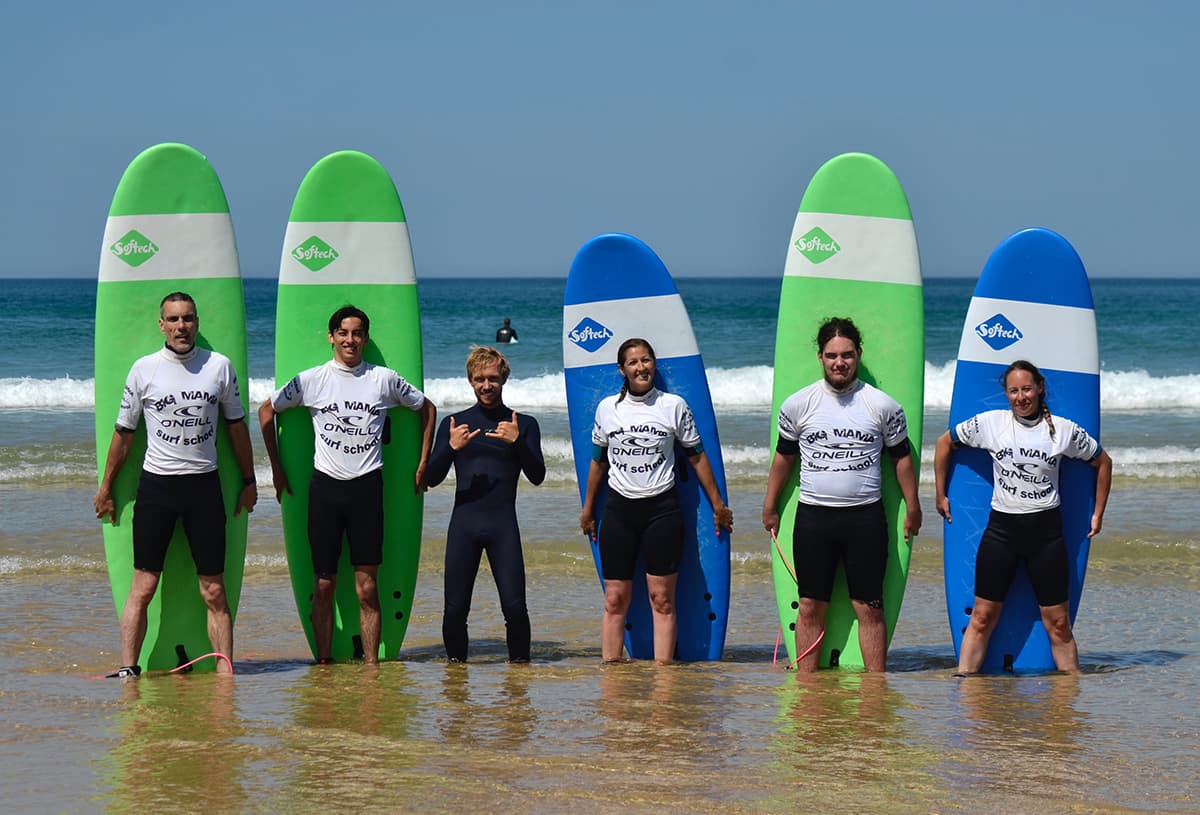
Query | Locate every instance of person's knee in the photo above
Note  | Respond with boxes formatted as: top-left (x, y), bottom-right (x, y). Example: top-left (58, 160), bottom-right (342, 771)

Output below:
top-left (604, 587), bottom-right (632, 616)
top-left (126, 572), bottom-right (159, 608)
top-left (198, 577), bottom-right (228, 611)
top-left (648, 587), bottom-right (674, 617)
top-left (797, 597), bottom-right (825, 625)
top-left (968, 603), bottom-right (1001, 633)
top-left (1042, 607), bottom-right (1073, 642)
top-left (500, 601), bottom-right (528, 623)
top-left (314, 575), bottom-right (336, 603)
top-left (851, 598), bottom-right (885, 626)
top-left (355, 573), bottom-right (379, 606)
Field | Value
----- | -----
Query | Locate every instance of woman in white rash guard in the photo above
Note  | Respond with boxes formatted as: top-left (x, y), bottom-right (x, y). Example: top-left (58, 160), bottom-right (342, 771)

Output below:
top-left (935, 359), bottom-right (1112, 675)
top-left (579, 338), bottom-right (733, 665)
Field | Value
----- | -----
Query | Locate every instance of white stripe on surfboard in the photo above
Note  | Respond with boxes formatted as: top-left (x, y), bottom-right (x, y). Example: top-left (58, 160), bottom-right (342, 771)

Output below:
top-left (99, 213), bottom-right (239, 283)
top-left (280, 222), bottom-right (415, 285)
top-left (784, 212), bottom-right (920, 286)
top-left (564, 295), bottom-right (698, 369)
top-left (957, 296), bottom-right (1099, 374)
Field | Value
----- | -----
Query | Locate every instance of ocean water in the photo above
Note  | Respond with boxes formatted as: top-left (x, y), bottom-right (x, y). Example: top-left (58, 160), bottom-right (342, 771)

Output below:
top-left (1, 276), bottom-right (1198, 812)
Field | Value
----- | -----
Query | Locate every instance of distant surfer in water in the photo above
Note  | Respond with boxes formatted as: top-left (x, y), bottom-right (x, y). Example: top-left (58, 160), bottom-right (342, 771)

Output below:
top-left (258, 305), bottom-right (436, 665)
top-left (580, 338), bottom-right (733, 664)
top-left (495, 317), bottom-right (518, 344)
top-left (934, 359), bottom-right (1112, 675)
top-left (425, 346), bottom-right (545, 662)
top-left (762, 317), bottom-right (921, 672)
top-left (93, 292), bottom-right (258, 678)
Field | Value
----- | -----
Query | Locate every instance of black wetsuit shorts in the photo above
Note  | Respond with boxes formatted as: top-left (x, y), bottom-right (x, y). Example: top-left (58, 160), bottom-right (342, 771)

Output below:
top-left (792, 500), bottom-right (887, 606)
top-left (307, 469), bottom-right (384, 577)
top-left (133, 470), bottom-right (226, 575)
top-left (600, 487), bottom-right (684, 580)
top-left (975, 507), bottom-right (1070, 607)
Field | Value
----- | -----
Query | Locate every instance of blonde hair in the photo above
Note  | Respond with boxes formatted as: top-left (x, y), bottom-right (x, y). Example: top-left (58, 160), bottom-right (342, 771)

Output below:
top-left (466, 345), bottom-right (510, 382)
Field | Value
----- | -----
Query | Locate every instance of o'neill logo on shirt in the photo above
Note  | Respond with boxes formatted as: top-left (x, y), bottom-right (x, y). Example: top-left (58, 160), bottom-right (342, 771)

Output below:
top-left (794, 227), bottom-right (841, 264)
top-left (292, 235), bottom-right (340, 272)
top-left (567, 317), bottom-right (614, 353)
top-left (975, 313), bottom-right (1024, 351)
top-left (110, 229), bottom-right (159, 267)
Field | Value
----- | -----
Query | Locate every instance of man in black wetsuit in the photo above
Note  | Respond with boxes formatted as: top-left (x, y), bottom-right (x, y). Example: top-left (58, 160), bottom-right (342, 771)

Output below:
top-left (495, 317), bottom-right (517, 344)
top-left (425, 346), bottom-right (545, 662)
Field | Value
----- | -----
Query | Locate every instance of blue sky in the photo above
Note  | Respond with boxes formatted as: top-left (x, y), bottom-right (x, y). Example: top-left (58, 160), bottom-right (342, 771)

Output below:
top-left (4, 1), bottom-right (1197, 278)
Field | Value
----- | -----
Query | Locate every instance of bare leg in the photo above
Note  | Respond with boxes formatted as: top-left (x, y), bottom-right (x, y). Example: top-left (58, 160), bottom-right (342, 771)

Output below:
top-left (120, 569), bottom-right (161, 668)
top-left (646, 573), bottom-right (678, 665)
top-left (312, 575), bottom-right (336, 662)
top-left (1040, 601), bottom-right (1080, 673)
top-left (602, 579), bottom-right (633, 662)
top-left (355, 565), bottom-right (381, 664)
top-left (794, 597), bottom-right (828, 672)
top-left (851, 599), bottom-right (887, 672)
top-left (198, 573), bottom-right (233, 674)
top-left (958, 597), bottom-right (1003, 674)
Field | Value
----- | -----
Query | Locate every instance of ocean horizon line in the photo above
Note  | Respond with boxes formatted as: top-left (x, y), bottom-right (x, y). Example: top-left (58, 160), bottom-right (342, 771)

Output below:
top-left (4, 273), bottom-right (1200, 282)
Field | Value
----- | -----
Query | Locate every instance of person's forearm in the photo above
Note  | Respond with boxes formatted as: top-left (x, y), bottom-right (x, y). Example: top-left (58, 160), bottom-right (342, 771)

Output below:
top-left (689, 452), bottom-right (726, 509)
top-left (99, 429), bottom-right (133, 491)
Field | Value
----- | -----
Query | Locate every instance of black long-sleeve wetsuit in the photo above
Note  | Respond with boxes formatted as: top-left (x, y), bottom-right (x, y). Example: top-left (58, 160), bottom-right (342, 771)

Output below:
top-left (425, 403), bottom-right (545, 661)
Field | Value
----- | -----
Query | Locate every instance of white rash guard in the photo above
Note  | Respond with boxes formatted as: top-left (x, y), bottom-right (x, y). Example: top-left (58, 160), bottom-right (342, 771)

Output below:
top-left (116, 346), bottom-right (245, 475)
top-left (272, 360), bottom-right (426, 481)
top-left (777, 379), bottom-right (909, 508)
top-left (952, 409), bottom-right (1101, 513)
top-left (592, 387), bottom-right (701, 500)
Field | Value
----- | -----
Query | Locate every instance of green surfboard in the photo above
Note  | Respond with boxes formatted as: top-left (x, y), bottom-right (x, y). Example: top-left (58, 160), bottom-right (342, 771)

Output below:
top-left (769, 152), bottom-right (924, 669)
top-left (273, 150), bottom-right (425, 661)
top-left (94, 143), bottom-right (249, 672)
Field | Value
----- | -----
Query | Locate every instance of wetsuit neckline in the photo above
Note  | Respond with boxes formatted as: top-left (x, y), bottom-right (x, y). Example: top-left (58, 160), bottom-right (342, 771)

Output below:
top-left (820, 378), bottom-right (861, 398)
top-left (626, 386), bottom-right (658, 403)
top-left (330, 359), bottom-right (367, 375)
top-left (160, 344), bottom-right (198, 363)
top-left (477, 402), bottom-right (510, 421)
top-left (1014, 411), bottom-right (1043, 428)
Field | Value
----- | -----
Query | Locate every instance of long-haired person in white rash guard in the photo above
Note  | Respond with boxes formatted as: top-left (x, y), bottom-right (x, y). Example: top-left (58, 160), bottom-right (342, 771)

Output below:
top-left (259, 306), bottom-right (436, 665)
top-left (580, 338), bottom-right (733, 665)
top-left (94, 292), bottom-right (258, 679)
top-left (935, 359), bottom-right (1112, 675)
top-left (762, 317), bottom-right (921, 673)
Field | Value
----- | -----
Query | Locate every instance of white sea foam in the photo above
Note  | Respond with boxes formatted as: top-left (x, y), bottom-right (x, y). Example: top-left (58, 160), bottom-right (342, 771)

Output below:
top-left (12, 366), bottom-right (1200, 412)
top-left (6, 440), bottom-right (1194, 483)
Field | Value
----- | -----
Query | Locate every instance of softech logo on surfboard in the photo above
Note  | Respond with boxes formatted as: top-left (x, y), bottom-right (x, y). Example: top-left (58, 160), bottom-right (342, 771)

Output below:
top-left (110, 229), bottom-right (159, 267)
top-left (292, 236), bottom-right (340, 272)
top-left (794, 227), bottom-right (841, 264)
top-left (975, 313), bottom-right (1024, 351)
top-left (567, 317), bottom-right (614, 353)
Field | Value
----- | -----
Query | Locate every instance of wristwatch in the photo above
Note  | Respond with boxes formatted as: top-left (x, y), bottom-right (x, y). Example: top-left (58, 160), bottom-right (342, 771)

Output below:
top-left (242, 475), bottom-right (256, 487)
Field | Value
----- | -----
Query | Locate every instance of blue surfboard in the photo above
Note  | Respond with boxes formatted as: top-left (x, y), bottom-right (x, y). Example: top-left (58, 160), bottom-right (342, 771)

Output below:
top-left (944, 228), bottom-right (1099, 673)
top-left (563, 233), bottom-right (731, 661)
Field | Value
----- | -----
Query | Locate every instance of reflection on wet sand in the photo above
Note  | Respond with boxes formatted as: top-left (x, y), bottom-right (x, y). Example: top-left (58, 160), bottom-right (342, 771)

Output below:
top-left (271, 662), bottom-right (423, 805)
top-left (768, 671), bottom-right (946, 811)
top-left (98, 675), bottom-right (244, 812)
top-left (943, 674), bottom-right (1087, 802)
top-left (437, 661), bottom-right (537, 747)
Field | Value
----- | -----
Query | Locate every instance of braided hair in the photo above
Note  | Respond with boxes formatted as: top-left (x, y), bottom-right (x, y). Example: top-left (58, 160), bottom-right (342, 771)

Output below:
top-left (1002, 359), bottom-right (1055, 438)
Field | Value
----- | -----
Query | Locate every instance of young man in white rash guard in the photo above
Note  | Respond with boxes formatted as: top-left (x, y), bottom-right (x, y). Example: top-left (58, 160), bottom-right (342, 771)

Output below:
top-left (259, 305), bottom-right (436, 665)
top-left (762, 317), bottom-right (922, 673)
top-left (94, 292), bottom-right (258, 679)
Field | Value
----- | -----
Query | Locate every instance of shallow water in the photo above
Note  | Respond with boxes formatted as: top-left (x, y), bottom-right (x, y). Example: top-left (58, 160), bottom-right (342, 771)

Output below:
top-left (2, 482), bottom-right (1197, 813)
